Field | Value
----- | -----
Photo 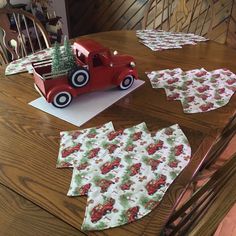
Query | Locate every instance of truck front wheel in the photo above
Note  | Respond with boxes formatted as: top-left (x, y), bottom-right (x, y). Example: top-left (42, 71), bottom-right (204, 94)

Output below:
top-left (119, 75), bottom-right (134, 90)
top-left (52, 91), bottom-right (72, 108)
top-left (69, 67), bottom-right (89, 88)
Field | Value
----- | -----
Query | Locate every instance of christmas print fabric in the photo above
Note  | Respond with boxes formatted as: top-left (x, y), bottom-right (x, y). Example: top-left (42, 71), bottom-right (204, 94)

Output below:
top-left (5, 45), bottom-right (65, 75)
top-left (136, 30), bottom-right (207, 51)
top-left (57, 122), bottom-right (115, 168)
top-left (147, 68), bottom-right (236, 113)
top-left (57, 122), bottom-right (191, 231)
top-left (81, 124), bottom-right (191, 231)
top-left (67, 122), bottom-right (153, 197)
top-left (5, 47), bottom-right (53, 75)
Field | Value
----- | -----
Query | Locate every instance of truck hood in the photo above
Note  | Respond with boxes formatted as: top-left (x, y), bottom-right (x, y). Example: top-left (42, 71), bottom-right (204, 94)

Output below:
top-left (112, 55), bottom-right (135, 66)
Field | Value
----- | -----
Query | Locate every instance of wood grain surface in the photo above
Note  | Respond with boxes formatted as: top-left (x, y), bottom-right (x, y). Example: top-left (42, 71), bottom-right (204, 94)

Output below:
top-left (0, 184), bottom-right (84, 236)
top-left (227, 0), bottom-right (236, 49)
top-left (0, 30), bottom-right (236, 235)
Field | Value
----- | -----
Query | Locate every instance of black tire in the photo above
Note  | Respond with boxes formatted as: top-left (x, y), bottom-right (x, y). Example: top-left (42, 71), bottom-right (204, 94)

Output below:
top-left (69, 67), bottom-right (89, 88)
top-left (52, 91), bottom-right (72, 108)
top-left (119, 75), bottom-right (134, 90)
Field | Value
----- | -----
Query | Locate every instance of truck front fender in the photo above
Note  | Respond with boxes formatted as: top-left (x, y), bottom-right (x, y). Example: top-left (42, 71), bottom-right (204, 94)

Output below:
top-left (115, 68), bottom-right (138, 86)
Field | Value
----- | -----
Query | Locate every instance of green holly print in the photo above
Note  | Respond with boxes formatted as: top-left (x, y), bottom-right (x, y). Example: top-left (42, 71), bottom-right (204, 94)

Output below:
top-left (147, 68), bottom-right (236, 113)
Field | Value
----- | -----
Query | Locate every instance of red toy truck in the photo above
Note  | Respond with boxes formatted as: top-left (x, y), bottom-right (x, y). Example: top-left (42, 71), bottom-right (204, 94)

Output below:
top-left (32, 39), bottom-right (138, 108)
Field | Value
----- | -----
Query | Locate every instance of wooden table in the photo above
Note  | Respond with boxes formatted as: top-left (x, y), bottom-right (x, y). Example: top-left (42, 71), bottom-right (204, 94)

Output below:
top-left (0, 31), bottom-right (236, 236)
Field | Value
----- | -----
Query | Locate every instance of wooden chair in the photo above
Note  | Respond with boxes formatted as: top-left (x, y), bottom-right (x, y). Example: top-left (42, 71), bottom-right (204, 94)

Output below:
top-left (163, 152), bottom-right (236, 235)
top-left (0, 7), bottom-right (51, 64)
top-left (142, 0), bottom-right (215, 37)
top-left (163, 90), bottom-right (236, 236)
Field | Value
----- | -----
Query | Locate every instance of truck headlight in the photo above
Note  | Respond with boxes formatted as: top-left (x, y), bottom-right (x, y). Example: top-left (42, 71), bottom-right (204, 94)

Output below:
top-left (130, 61), bottom-right (136, 68)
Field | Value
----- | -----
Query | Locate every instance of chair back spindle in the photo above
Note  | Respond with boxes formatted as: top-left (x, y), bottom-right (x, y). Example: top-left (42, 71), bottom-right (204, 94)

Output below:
top-left (0, 8), bottom-right (50, 63)
top-left (142, 0), bottom-right (215, 38)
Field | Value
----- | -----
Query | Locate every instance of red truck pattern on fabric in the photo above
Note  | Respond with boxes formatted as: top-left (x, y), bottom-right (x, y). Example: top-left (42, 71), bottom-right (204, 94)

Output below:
top-left (61, 143), bottom-right (82, 158)
top-left (174, 144), bottom-right (184, 156)
top-left (100, 157), bottom-right (121, 174)
top-left (145, 175), bottom-right (167, 195)
top-left (146, 140), bottom-right (164, 155)
top-left (32, 39), bottom-right (138, 108)
top-left (129, 163), bottom-right (142, 176)
top-left (87, 148), bottom-right (100, 159)
top-left (90, 198), bottom-right (115, 223)
top-left (132, 131), bottom-right (143, 141)
top-left (78, 183), bottom-right (91, 195)
top-left (126, 206), bottom-right (140, 222)
top-left (107, 130), bottom-right (124, 141)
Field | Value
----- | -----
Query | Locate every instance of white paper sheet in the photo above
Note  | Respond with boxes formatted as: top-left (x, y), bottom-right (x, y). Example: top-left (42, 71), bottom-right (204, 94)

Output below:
top-left (29, 80), bottom-right (145, 127)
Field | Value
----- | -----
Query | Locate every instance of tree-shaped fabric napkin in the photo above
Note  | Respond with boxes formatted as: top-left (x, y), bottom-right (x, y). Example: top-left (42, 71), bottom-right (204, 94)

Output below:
top-left (136, 30), bottom-right (207, 51)
top-left (147, 68), bottom-right (236, 113)
top-left (81, 124), bottom-right (191, 231)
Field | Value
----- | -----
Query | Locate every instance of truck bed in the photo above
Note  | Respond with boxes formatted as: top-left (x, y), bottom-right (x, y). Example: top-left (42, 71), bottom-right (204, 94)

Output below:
top-left (32, 59), bottom-right (69, 97)
top-left (32, 59), bottom-right (69, 80)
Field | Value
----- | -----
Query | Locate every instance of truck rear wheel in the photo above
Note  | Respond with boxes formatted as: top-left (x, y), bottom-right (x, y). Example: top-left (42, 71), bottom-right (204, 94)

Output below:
top-left (52, 91), bottom-right (72, 108)
top-left (69, 67), bottom-right (89, 88)
top-left (119, 75), bottom-right (134, 90)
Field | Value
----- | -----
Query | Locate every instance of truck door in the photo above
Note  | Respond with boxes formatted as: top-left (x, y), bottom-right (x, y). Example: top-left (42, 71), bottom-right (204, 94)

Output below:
top-left (90, 51), bottom-right (114, 90)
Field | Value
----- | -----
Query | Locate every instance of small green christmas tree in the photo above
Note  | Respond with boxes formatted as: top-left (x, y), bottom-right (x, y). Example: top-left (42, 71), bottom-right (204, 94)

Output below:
top-left (51, 42), bottom-right (63, 74)
top-left (63, 36), bottom-right (76, 70)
